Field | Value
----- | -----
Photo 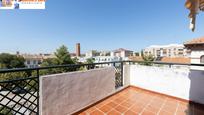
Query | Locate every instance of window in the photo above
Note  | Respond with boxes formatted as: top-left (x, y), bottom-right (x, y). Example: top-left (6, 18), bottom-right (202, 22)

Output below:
top-left (27, 60), bottom-right (30, 65)
top-left (33, 60), bottom-right (36, 64)
top-left (200, 55), bottom-right (204, 63)
top-left (38, 60), bottom-right (42, 64)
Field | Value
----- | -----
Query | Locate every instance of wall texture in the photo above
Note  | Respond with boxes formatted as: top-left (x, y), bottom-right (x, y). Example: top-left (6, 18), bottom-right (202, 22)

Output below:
top-left (40, 67), bottom-right (116, 115)
top-left (125, 65), bottom-right (204, 104)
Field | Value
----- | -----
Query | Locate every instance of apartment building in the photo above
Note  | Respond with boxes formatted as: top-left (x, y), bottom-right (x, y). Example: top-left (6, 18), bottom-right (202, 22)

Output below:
top-left (143, 44), bottom-right (189, 58)
top-left (94, 56), bottom-right (122, 63)
top-left (85, 50), bottom-right (100, 58)
top-left (19, 53), bottom-right (55, 68)
top-left (111, 48), bottom-right (133, 60)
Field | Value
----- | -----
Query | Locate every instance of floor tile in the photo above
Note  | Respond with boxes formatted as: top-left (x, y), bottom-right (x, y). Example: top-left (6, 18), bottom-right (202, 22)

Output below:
top-left (77, 87), bottom-right (204, 115)
top-left (90, 110), bottom-right (104, 115)
top-left (98, 105), bottom-right (112, 113)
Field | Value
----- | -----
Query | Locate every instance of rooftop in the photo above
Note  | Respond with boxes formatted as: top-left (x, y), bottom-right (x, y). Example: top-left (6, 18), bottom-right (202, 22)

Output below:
top-left (160, 57), bottom-right (191, 64)
top-left (77, 87), bottom-right (204, 115)
top-left (114, 48), bottom-right (133, 52)
top-left (184, 36), bottom-right (204, 45)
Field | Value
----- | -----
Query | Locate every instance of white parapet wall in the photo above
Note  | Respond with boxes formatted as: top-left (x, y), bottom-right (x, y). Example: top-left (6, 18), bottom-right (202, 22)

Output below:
top-left (40, 67), bottom-right (116, 115)
top-left (124, 65), bottom-right (204, 104)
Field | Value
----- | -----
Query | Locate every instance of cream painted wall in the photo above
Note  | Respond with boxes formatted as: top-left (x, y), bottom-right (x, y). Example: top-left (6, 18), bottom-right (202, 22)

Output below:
top-left (125, 65), bottom-right (204, 104)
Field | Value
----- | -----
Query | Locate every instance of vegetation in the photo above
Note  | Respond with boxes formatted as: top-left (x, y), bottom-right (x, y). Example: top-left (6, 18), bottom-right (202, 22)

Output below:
top-left (140, 50), bottom-right (155, 66)
top-left (0, 106), bottom-right (13, 115)
top-left (86, 58), bottom-right (95, 64)
top-left (38, 45), bottom-right (76, 75)
top-left (0, 53), bottom-right (25, 69)
top-left (54, 45), bottom-right (74, 65)
top-left (0, 53), bottom-right (28, 89)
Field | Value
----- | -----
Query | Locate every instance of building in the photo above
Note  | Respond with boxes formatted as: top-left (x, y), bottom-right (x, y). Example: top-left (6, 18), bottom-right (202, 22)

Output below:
top-left (76, 43), bottom-right (81, 57)
top-left (94, 56), bottom-right (122, 63)
top-left (111, 48), bottom-right (133, 60)
top-left (19, 53), bottom-right (55, 68)
top-left (143, 44), bottom-right (189, 58)
top-left (128, 56), bottom-right (143, 62)
top-left (184, 36), bottom-right (204, 64)
top-left (85, 50), bottom-right (100, 58)
top-left (160, 57), bottom-right (190, 64)
top-left (99, 51), bottom-right (110, 56)
top-left (21, 54), bottom-right (43, 68)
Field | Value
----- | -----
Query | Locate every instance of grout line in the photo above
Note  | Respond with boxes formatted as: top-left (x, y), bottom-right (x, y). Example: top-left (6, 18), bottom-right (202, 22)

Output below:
top-left (95, 107), bottom-right (106, 115)
top-left (139, 93), bottom-right (157, 114)
top-left (103, 91), bottom-right (130, 114)
top-left (174, 101), bottom-right (179, 115)
top-left (157, 97), bottom-right (167, 115)
top-left (107, 90), bottom-right (143, 114)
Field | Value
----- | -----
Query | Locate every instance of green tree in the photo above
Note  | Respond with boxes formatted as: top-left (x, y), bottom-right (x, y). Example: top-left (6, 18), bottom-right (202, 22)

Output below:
top-left (38, 45), bottom-right (76, 75)
top-left (0, 53), bottom-right (27, 89)
top-left (54, 45), bottom-right (74, 65)
top-left (0, 53), bottom-right (25, 69)
top-left (0, 106), bottom-right (13, 115)
top-left (141, 54), bottom-right (155, 66)
top-left (72, 57), bottom-right (79, 64)
top-left (86, 58), bottom-right (95, 64)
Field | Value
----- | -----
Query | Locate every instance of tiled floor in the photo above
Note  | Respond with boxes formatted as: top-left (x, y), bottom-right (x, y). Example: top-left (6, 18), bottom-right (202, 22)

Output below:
top-left (77, 87), bottom-right (204, 115)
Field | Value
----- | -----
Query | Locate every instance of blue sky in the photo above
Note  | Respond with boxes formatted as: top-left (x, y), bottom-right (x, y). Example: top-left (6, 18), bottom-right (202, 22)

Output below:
top-left (0, 0), bottom-right (204, 54)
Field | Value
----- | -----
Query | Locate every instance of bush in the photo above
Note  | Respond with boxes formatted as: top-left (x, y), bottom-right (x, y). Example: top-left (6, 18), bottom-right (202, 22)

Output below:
top-left (0, 106), bottom-right (13, 115)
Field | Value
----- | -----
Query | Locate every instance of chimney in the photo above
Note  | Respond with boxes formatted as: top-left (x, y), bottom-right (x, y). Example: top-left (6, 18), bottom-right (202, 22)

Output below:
top-left (76, 43), bottom-right (81, 57)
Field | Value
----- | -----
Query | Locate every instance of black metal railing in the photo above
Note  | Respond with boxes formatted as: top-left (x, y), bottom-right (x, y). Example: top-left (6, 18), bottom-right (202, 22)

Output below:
top-left (0, 60), bottom-right (204, 115)
top-left (0, 61), bottom-right (124, 115)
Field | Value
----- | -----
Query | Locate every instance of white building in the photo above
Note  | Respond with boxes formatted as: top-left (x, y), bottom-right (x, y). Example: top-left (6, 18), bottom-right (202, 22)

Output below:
top-left (94, 56), bottom-right (122, 63)
top-left (111, 48), bottom-right (133, 60)
top-left (84, 48), bottom-right (133, 63)
top-left (19, 53), bottom-right (55, 68)
top-left (143, 44), bottom-right (189, 58)
top-left (85, 50), bottom-right (100, 58)
top-left (184, 37), bottom-right (204, 64)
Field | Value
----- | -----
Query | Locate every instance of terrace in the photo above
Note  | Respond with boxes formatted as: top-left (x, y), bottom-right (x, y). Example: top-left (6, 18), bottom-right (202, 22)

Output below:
top-left (0, 61), bottom-right (204, 115)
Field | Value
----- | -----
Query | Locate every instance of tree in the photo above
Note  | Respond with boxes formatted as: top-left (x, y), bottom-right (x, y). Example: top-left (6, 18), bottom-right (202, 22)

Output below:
top-left (86, 58), bottom-right (95, 64)
top-left (0, 106), bottom-right (13, 115)
top-left (38, 45), bottom-right (76, 75)
top-left (54, 45), bottom-right (74, 65)
top-left (0, 53), bottom-right (25, 69)
top-left (0, 53), bottom-right (27, 89)
top-left (141, 54), bottom-right (155, 66)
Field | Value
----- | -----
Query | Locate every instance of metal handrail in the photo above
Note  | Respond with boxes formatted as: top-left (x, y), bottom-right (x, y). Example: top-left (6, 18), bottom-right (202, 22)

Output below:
top-left (0, 60), bottom-right (204, 73)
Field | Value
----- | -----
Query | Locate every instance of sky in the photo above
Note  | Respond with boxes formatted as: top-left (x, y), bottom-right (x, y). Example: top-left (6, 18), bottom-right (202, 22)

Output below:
top-left (0, 0), bottom-right (204, 54)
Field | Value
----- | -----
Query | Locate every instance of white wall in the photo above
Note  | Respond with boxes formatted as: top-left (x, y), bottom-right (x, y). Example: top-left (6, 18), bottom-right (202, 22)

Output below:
top-left (125, 65), bottom-right (204, 104)
top-left (40, 67), bottom-right (116, 115)
top-left (191, 50), bottom-right (204, 64)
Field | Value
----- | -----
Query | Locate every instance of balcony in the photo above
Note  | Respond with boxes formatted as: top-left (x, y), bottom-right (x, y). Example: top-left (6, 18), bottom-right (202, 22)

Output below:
top-left (77, 87), bottom-right (204, 115)
top-left (0, 61), bottom-right (204, 115)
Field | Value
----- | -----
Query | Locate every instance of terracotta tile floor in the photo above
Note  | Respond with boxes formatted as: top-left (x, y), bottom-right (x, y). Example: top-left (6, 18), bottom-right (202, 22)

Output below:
top-left (77, 87), bottom-right (204, 115)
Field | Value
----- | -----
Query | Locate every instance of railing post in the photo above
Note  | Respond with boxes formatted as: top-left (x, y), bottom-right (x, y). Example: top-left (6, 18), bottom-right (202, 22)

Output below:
top-left (113, 62), bottom-right (116, 67)
top-left (120, 62), bottom-right (123, 87)
top-left (37, 69), bottom-right (40, 115)
top-left (169, 64), bottom-right (172, 68)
